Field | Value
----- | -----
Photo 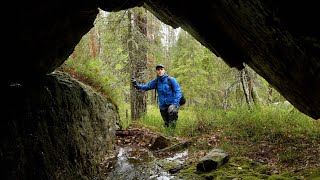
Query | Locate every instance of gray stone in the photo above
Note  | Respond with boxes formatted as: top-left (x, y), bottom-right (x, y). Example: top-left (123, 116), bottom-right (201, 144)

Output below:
top-left (197, 149), bottom-right (229, 172)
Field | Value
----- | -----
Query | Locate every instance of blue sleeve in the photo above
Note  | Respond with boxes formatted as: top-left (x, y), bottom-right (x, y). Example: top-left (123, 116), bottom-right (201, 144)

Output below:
top-left (136, 79), bottom-right (157, 91)
top-left (170, 77), bottom-right (183, 106)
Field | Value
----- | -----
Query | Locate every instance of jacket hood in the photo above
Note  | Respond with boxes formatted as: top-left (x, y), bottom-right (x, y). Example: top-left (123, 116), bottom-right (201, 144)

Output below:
top-left (157, 73), bottom-right (168, 81)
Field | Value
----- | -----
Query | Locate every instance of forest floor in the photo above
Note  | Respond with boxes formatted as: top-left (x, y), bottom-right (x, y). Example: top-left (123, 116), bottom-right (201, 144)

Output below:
top-left (115, 123), bottom-right (320, 179)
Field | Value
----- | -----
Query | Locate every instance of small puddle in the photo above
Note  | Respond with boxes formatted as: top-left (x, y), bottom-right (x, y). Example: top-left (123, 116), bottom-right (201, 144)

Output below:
top-left (105, 146), bottom-right (187, 179)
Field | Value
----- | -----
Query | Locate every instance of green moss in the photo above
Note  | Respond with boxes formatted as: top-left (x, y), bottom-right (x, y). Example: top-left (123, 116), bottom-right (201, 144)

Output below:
top-left (170, 157), bottom-right (319, 179)
top-left (160, 160), bottom-right (180, 171)
top-left (256, 164), bottom-right (272, 175)
top-left (292, 168), bottom-right (320, 180)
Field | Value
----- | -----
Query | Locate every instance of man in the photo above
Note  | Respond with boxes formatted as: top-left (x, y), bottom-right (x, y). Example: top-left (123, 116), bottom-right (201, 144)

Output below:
top-left (132, 64), bottom-right (183, 128)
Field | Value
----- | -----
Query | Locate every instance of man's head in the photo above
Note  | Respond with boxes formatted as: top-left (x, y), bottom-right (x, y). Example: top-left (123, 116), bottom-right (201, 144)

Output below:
top-left (156, 64), bottom-right (166, 76)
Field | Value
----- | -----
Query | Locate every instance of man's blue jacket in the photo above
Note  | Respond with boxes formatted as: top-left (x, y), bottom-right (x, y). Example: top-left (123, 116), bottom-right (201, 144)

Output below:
top-left (136, 74), bottom-right (182, 110)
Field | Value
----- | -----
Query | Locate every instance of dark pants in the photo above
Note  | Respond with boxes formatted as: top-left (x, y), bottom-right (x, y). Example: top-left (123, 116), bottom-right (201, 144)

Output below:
top-left (160, 108), bottom-right (178, 128)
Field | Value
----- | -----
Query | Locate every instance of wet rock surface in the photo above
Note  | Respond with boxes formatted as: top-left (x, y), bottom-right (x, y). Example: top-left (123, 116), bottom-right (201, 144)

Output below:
top-left (103, 125), bottom-right (188, 179)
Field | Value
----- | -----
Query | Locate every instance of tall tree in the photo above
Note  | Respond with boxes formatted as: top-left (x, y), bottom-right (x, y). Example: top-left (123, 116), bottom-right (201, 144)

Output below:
top-left (240, 67), bottom-right (252, 108)
top-left (90, 28), bottom-right (97, 59)
top-left (129, 8), bottom-right (148, 120)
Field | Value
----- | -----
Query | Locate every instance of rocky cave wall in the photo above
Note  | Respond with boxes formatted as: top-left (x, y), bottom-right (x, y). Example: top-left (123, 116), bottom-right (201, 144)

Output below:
top-left (2, 71), bottom-right (120, 179)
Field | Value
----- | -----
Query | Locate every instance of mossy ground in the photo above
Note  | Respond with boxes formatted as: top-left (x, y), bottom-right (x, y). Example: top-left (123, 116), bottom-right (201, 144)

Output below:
top-left (117, 123), bottom-right (320, 179)
top-left (171, 156), bottom-right (320, 179)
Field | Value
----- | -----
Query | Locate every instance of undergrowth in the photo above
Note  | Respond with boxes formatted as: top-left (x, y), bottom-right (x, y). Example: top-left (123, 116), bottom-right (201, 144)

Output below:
top-left (138, 105), bottom-right (320, 177)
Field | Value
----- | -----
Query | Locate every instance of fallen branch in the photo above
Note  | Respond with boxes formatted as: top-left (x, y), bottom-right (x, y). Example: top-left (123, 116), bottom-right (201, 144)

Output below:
top-left (155, 137), bottom-right (196, 152)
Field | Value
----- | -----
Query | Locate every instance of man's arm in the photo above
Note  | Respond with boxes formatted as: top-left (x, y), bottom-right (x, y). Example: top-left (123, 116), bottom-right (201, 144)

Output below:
top-left (136, 79), bottom-right (157, 91)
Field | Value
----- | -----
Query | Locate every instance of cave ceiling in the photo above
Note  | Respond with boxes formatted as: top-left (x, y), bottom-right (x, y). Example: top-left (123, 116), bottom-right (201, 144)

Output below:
top-left (8, 0), bottom-right (320, 119)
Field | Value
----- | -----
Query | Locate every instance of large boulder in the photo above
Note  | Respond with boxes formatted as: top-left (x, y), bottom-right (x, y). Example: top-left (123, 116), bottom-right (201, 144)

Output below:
top-left (2, 71), bottom-right (120, 179)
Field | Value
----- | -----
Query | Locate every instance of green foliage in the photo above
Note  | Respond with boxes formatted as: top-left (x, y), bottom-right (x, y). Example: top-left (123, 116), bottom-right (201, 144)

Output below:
top-left (175, 107), bottom-right (203, 137)
top-left (170, 29), bottom-right (244, 108)
top-left (139, 106), bottom-right (166, 132)
top-left (139, 104), bottom-right (320, 146)
top-left (215, 106), bottom-right (319, 143)
top-left (60, 57), bottom-right (121, 105)
top-left (117, 103), bottom-right (131, 129)
top-left (138, 105), bottom-right (320, 179)
top-left (138, 106), bottom-right (207, 137)
top-left (139, 104), bottom-right (320, 152)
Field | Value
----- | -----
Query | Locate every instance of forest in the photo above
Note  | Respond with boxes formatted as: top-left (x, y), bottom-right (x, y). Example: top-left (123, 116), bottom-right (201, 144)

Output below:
top-left (58, 7), bottom-right (320, 179)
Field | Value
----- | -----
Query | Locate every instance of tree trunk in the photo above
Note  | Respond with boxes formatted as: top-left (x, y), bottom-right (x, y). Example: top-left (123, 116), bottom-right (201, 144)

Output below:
top-left (129, 9), bottom-right (148, 121)
top-left (90, 28), bottom-right (96, 59)
top-left (267, 83), bottom-right (273, 105)
top-left (240, 67), bottom-right (252, 108)
top-left (235, 72), bottom-right (243, 105)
